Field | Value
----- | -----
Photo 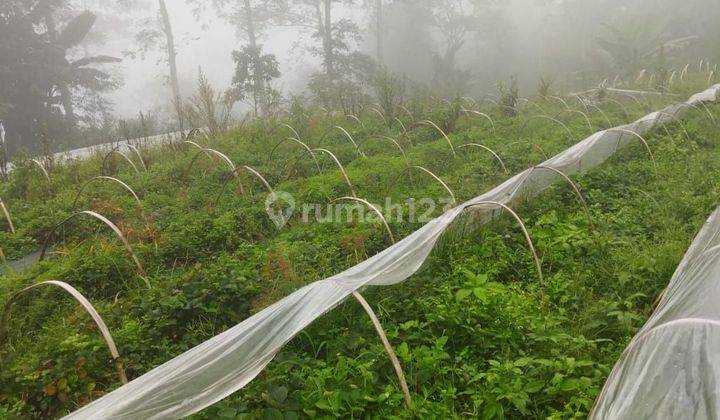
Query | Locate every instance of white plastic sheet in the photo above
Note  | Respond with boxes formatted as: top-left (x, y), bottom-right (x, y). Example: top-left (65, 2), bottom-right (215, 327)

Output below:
top-left (591, 206), bottom-right (720, 418)
top-left (66, 85), bottom-right (720, 419)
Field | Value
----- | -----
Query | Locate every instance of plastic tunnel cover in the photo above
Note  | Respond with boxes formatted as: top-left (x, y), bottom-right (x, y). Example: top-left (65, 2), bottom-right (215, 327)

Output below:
top-left (66, 85), bottom-right (720, 420)
top-left (590, 206), bottom-right (720, 419)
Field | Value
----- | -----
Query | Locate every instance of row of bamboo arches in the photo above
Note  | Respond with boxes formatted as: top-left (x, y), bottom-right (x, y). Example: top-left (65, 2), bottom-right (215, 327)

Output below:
top-left (0, 95), bottom-right (693, 404)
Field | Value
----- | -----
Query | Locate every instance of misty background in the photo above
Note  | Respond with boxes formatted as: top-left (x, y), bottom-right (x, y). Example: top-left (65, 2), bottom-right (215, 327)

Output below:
top-left (2, 0), bottom-right (720, 163)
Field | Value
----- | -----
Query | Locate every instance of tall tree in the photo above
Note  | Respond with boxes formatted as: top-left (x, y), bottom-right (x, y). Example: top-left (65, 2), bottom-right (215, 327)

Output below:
top-left (158, 0), bottom-right (183, 129)
top-left (0, 1), bottom-right (120, 156)
top-left (189, 0), bottom-right (284, 116)
top-left (128, 0), bottom-right (185, 129)
top-left (285, 0), bottom-right (375, 111)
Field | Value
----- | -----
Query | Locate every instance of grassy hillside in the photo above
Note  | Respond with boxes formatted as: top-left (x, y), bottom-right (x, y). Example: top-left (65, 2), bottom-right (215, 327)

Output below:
top-left (1, 78), bottom-right (719, 418)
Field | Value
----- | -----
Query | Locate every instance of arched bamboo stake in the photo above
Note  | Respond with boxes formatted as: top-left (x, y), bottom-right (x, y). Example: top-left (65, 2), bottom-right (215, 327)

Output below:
top-left (613, 74), bottom-right (622, 87)
top-left (204, 148), bottom-right (237, 172)
top-left (668, 71), bottom-right (677, 86)
top-left (605, 128), bottom-right (658, 176)
top-left (182, 140), bottom-right (207, 152)
top-left (31, 159), bottom-right (51, 181)
top-left (502, 141), bottom-right (549, 159)
top-left (351, 290), bottom-right (412, 407)
top-left (125, 144), bottom-right (148, 172)
top-left (393, 118), bottom-right (412, 146)
top-left (653, 111), bottom-right (692, 143)
top-left (398, 105), bottom-right (414, 121)
top-left (464, 201), bottom-right (544, 290)
top-left (615, 92), bottom-right (645, 109)
top-left (548, 95), bottom-right (570, 110)
top-left (186, 147), bottom-right (246, 196)
top-left (457, 143), bottom-right (508, 173)
top-left (240, 165), bottom-right (274, 194)
top-left (102, 150), bottom-right (140, 175)
top-left (280, 123), bottom-right (301, 140)
top-left (184, 128), bottom-right (202, 140)
top-left (699, 58), bottom-right (705, 73)
top-left (585, 104), bottom-right (614, 127)
top-left (0, 280), bottom-right (128, 384)
top-left (0, 198), bottom-right (15, 234)
top-left (570, 95), bottom-right (590, 113)
top-left (627, 186), bottom-right (660, 208)
top-left (313, 148), bottom-right (357, 197)
top-left (635, 69), bottom-right (646, 83)
top-left (557, 109), bottom-right (593, 131)
top-left (71, 176), bottom-right (143, 212)
top-left (522, 115), bottom-right (574, 138)
top-left (368, 106), bottom-right (387, 125)
top-left (345, 114), bottom-right (364, 128)
top-left (213, 166), bottom-right (272, 205)
top-left (334, 126), bottom-right (365, 157)
top-left (200, 128), bottom-right (211, 140)
top-left (680, 64), bottom-right (689, 81)
top-left (39, 211), bottom-right (147, 282)
top-left (601, 98), bottom-right (631, 120)
top-left (377, 136), bottom-right (409, 165)
top-left (410, 166), bottom-right (456, 205)
top-left (267, 137), bottom-right (322, 174)
top-left (531, 166), bottom-right (594, 228)
top-left (525, 101), bottom-right (547, 114)
top-left (709, 71), bottom-right (716, 86)
top-left (332, 197), bottom-right (395, 243)
top-left (679, 102), bottom-right (717, 126)
top-left (414, 120), bottom-right (456, 157)
top-left (460, 109), bottom-right (496, 131)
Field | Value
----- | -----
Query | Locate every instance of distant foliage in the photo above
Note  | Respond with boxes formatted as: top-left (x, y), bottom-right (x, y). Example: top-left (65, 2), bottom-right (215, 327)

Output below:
top-left (0, 3), bottom-right (121, 155)
top-left (231, 46), bottom-right (282, 116)
top-left (181, 69), bottom-right (236, 136)
top-left (497, 77), bottom-right (519, 116)
top-left (373, 68), bottom-right (407, 123)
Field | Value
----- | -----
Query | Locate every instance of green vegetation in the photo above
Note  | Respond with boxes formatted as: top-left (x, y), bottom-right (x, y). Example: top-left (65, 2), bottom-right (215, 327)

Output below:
top-left (1, 77), bottom-right (719, 418)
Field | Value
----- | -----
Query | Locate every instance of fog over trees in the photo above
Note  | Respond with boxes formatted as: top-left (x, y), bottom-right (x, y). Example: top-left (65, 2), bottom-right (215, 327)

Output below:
top-left (2, 0), bottom-right (720, 157)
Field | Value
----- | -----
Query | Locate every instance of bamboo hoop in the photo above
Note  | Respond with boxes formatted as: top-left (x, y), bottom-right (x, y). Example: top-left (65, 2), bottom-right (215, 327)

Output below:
top-left (334, 126), bottom-right (365, 157)
top-left (314, 148), bottom-right (357, 198)
top-left (460, 109), bottom-right (496, 131)
top-left (605, 128), bottom-right (658, 177)
top-left (465, 201), bottom-right (544, 290)
top-left (71, 176), bottom-right (143, 213)
top-left (102, 150), bottom-right (140, 175)
top-left (351, 291), bottom-right (412, 407)
top-left (531, 166), bottom-right (594, 228)
top-left (414, 120), bottom-right (456, 157)
top-left (267, 137), bottom-right (322, 175)
top-left (39, 211), bottom-right (147, 282)
top-left (0, 198), bottom-right (15, 233)
top-left (0, 280), bottom-right (128, 384)
top-left (410, 166), bottom-right (456, 205)
top-left (457, 143), bottom-right (508, 173)
top-left (522, 115), bottom-right (574, 138)
top-left (31, 159), bottom-right (51, 181)
top-left (332, 197), bottom-right (395, 243)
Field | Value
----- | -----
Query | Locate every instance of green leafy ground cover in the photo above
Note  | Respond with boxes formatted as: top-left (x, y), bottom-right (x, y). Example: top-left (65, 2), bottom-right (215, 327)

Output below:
top-left (1, 78), bottom-right (719, 418)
